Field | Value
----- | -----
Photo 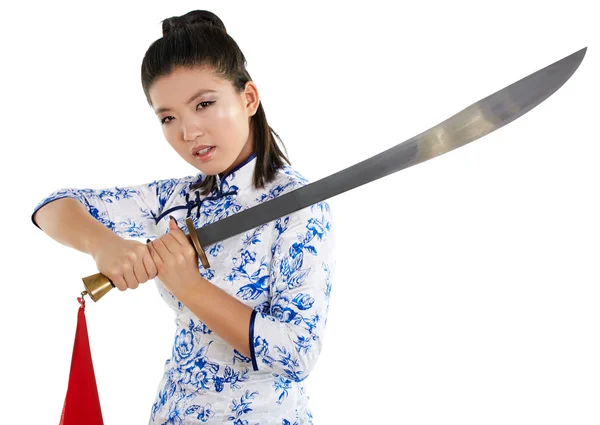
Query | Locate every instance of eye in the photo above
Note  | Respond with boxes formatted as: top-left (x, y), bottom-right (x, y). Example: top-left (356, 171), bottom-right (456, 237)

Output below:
top-left (160, 101), bottom-right (214, 125)
top-left (197, 101), bottom-right (215, 109)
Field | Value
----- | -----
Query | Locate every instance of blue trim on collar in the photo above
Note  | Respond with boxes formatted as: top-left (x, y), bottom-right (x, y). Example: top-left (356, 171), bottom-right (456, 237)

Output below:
top-left (220, 151), bottom-right (257, 180)
top-left (157, 153), bottom-right (256, 224)
top-left (217, 152), bottom-right (257, 194)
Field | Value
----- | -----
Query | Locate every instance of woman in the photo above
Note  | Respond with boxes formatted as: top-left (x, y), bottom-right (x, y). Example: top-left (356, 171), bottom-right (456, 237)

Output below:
top-left (32, 10), bottom-right (335, 425)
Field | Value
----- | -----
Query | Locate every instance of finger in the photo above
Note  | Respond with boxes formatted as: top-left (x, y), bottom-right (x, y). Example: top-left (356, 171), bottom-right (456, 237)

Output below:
top-left (169, 217), bottom-right (198, 262)
top-left (123, 265), bottom-right (138, 290)
top-left (134, 258), bottom-right (149, 285)
top-left (151, 237), bottom-right (171, 260)
top-left (158, 232), bottom-right (195, 266)
top-left (160, 232), bottom-right (181, 254)
top-left (143, 243), bottom-right (158, 279)
top-left (111, 273), bottom-right (128, 291)
top-left (168, 216), bottom-right (190, 247)
top-left (147, 240), bottom-right (164, 271)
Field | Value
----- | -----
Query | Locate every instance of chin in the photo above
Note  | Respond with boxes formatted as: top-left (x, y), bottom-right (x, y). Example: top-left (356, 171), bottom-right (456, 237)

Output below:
top-left (188, 159), bottom-right (221, 176)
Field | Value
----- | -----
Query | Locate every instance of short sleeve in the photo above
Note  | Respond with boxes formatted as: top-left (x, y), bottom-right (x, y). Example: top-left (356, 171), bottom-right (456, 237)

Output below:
top-left (31, 178), bottom-right (182, 240)
top-left (248, 200), bottom-right (336, 382)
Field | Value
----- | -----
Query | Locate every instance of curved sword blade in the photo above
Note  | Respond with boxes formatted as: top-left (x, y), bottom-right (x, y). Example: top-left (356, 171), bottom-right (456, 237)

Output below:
top-left (196, 47), bottom-right (587, 248)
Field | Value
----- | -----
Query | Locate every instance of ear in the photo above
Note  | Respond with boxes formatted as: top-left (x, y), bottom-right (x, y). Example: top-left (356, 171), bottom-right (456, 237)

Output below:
top-left (243, 81), bottom-right (260, 117)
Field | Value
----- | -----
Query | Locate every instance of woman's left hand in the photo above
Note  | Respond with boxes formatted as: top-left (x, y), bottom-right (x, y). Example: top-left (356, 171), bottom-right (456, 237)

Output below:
top-left (147, 216), bottom-right (202, 298)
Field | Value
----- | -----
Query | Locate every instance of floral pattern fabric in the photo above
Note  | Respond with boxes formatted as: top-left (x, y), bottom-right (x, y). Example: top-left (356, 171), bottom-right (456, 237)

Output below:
top-left (31, 153), bottom-right (336, 425)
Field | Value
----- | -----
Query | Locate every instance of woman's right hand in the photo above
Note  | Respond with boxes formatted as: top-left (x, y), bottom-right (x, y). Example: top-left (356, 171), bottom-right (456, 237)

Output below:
top-left (91, 235), bottom-right (158, 291)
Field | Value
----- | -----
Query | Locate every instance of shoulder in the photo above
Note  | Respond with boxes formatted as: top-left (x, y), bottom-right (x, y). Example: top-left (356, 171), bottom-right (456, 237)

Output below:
top-left (274, 164), bottom-right (311, 186)
top-left (144, 174), bottom-right (201, 196)
top-left (262, 164), bottom-right (311, 198)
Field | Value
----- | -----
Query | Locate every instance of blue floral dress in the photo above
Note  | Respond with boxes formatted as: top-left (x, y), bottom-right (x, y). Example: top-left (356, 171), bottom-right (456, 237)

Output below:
top-left (31, 152), bottom-right (336, 425)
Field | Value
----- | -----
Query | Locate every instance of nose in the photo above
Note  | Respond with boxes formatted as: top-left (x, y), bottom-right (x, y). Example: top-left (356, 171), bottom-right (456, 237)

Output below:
top-left (181, 118), bottom-right (204, 142)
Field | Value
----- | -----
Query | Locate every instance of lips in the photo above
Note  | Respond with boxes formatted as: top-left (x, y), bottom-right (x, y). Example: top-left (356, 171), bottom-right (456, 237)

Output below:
top-left (192, 145), bottom-right (214, 155)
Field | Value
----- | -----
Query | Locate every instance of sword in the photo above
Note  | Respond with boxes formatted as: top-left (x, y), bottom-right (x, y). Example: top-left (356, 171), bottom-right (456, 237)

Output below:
top-left (81, 47), bottom-right (587, 302)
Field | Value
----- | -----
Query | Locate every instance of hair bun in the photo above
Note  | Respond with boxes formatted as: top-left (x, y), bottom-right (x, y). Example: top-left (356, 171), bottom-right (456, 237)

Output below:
top-left (162, 10), bottom-right (227, 37)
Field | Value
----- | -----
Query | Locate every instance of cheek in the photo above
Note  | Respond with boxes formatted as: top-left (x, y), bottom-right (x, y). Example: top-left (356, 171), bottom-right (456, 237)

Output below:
top-left (214, 105), bottom-right (247, 137)
top-left (211, 106), bottom-right (231, 128)
top-left (162, 127), bottom-right (184, 152)
top-left (163, 124), bottom-right (181, 141)
top-left (214, 103), bottom-right (244, 125)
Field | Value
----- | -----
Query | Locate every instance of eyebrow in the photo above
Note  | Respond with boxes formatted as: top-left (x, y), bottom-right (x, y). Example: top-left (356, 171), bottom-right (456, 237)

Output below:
top-left (154, 89), bottom-right (218, 114)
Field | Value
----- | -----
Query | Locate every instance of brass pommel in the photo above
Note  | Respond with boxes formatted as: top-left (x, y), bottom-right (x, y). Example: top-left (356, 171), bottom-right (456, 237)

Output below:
top-left (82, 273), bottom-right (115, 302)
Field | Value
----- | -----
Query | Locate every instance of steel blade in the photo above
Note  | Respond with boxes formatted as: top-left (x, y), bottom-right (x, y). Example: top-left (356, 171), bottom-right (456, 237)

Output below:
top-left (195, 47), bottom-right (586, 247)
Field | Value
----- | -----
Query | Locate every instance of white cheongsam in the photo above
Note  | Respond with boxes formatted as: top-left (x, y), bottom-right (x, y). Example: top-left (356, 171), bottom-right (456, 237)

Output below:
top-left (32, 152), bottom-right (336, 425)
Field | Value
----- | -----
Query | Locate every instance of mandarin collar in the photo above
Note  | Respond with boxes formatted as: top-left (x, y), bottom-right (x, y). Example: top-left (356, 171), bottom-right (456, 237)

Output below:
top-left (190, 152), bottom-right (257, 196)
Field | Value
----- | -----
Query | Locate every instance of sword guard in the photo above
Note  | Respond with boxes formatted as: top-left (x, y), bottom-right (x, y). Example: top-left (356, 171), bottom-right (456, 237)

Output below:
top-left (185, 217), bottom-right (211, 269)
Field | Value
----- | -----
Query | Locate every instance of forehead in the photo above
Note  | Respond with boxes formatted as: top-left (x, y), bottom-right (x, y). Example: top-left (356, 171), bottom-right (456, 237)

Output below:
top-left (149, 66), bottom-right (231, 108)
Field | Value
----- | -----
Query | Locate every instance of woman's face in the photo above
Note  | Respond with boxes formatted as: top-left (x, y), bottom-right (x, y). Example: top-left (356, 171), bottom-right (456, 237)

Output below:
top-left (149, 66), bottom-right (259, 177)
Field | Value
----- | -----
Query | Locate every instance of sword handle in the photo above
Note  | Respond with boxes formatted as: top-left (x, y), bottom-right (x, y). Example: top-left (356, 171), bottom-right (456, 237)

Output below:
top-left (185, 218), bottom-right (211, 270)
top-left (80, 218), bottom-right (210, 302)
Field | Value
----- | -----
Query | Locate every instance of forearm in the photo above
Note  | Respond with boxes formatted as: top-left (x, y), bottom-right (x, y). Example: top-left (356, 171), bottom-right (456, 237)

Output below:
top-left (33, 198), bottom-right (119, 256)
top-left (179, 275), bottom-right (254, 357)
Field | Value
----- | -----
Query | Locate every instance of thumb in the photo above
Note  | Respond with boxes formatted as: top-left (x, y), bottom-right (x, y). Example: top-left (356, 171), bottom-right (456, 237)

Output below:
top-left (169, 215), bottom-right (179, 230)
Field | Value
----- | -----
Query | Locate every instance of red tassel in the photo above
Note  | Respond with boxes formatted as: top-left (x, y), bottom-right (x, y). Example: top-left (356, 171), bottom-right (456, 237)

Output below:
top-left (59, 296), bottom-right (104, 425)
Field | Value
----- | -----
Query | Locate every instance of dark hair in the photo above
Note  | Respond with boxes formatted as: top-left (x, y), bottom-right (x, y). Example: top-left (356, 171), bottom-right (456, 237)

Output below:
top-left (141, 10), bottom-right (291, 195)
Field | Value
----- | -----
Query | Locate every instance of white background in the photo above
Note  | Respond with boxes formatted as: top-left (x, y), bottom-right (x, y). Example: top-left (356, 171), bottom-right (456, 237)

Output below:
top-left (1, 1), bottom-right (598, 423)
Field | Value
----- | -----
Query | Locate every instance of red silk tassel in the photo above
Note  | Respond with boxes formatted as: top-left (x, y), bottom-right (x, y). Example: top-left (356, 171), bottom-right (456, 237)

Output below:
top-left (59, 296), bottom-right (104, 425)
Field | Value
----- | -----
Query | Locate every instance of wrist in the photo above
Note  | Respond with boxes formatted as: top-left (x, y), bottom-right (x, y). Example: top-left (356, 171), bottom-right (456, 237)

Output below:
top-left (179, 274), bottom-right (209, 303)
